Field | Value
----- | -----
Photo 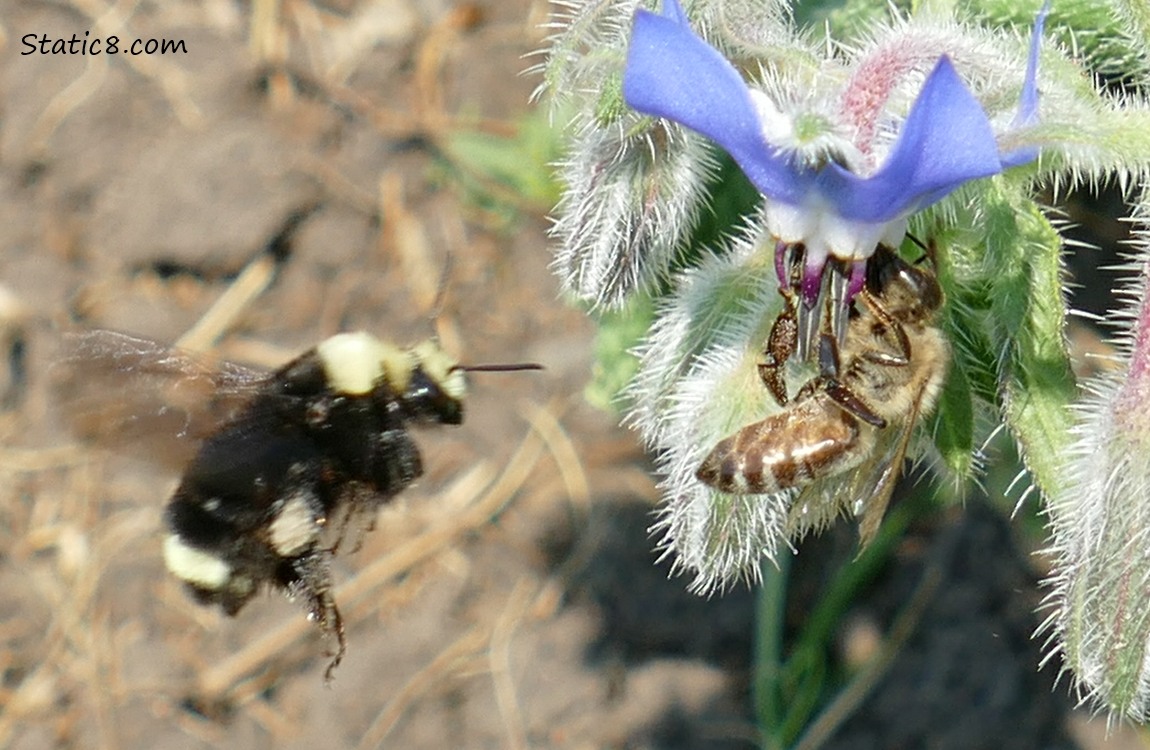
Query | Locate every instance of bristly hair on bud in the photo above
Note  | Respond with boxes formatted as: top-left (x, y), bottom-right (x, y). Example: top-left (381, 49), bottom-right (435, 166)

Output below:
top-left (550, 116), bottom-right (718, 308)
top-left (626, 214), bottom-right (794, 591)
top-left (530, 0), bottom-right (641, 115)
top-left (1041, 186), bottom-right (1150, 720)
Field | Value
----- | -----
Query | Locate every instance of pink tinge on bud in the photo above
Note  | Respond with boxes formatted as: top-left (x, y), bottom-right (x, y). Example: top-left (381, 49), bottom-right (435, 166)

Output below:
top-left (838, 40), bottom-right (941, 164)
top-left (1113, 271), bottom-right (1150, 441)
top-left (1127, 274), bottom-right (1150, 381)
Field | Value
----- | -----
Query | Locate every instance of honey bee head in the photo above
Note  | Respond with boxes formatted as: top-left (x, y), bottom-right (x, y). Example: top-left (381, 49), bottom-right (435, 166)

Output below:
top-left (313, 332), bottom-right (466, 425)
top-left (865, 245), bottom-right (943, 323)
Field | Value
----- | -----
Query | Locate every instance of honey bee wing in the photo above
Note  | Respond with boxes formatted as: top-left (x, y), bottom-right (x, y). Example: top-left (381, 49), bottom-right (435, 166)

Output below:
top-left (52, 329), bottom-right (272, 468)
top-left (852, 389), bottom-right (925, 549)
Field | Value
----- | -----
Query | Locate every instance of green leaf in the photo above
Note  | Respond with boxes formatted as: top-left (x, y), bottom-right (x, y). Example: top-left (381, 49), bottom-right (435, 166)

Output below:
top-left (966, 0), bottom-right (1150, 84)
top-left (584, 294), bottom-right (655, 413)
top-left (796, 0), bottom-right (906, 39)
top-left (981, 181), bottom-right (1077, 499)
top-left (441, 108), bottom-right (565, 216)
top-left (931, 358), bottom-right (975, 478)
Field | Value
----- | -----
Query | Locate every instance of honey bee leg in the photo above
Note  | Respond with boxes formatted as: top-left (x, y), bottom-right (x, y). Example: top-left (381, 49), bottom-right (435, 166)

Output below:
top-left (817, 333), bottom-right (888, 428)
top-left (758, 290), bottom-right (798, 406)
top-left (857, 290), bottom-right (912, 366)
top-left (825, 381), bottom-right (887, 428)
top-left (816, 330), bottom-right (839, 376)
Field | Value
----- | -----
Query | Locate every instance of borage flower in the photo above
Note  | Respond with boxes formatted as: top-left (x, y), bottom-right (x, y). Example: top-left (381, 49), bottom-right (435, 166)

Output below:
top-left (623, 0), bottom-right (1046, 352)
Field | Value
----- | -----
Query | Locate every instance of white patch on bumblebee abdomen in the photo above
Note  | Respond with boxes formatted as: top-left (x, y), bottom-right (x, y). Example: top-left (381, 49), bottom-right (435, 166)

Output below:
top-left (163, 534), bottom-right (231, 588)
top-left (270, 490), bottom-right (321, 555)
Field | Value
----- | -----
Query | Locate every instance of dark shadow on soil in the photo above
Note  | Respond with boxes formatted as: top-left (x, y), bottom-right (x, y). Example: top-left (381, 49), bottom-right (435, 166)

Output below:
top-left (546, 500), bottom-right (756, 668)
top-left (546, 493), bottom-right (1080, 750)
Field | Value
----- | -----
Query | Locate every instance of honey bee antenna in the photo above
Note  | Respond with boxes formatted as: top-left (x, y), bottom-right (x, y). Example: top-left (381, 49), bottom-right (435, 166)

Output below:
top-left (906, 233), bottom-right (929, 253)
top-left (904, 233), bottom-right (939, 267)
top-left (457, 362), bottom-right (544, 373)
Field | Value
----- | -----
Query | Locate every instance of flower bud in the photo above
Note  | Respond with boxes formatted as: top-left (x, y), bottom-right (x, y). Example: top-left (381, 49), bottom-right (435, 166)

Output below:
top-left (628, 218), bottom-right (794, 590)
top-left (1044, 196), bottom-right (1150, 718)
top-left (552, 118), bottom-right (716, 307)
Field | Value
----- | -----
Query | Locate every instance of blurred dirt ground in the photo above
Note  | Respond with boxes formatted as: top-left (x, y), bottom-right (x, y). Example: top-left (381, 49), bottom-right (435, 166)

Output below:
top-left (0, 1), bottom-right (698, 747)
top-left (0, 1), bottom-right (1147, 749)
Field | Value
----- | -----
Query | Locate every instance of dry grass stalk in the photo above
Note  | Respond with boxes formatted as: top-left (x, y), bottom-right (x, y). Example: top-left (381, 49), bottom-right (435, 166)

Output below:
top-left (488, 577), bottom-right (536, 750)
top-left (354, 626), bottom-right (488, 750)
top-left (176, 251), bottom-right (280, 353)
top-left (521, 401), bottom-right (591, 513)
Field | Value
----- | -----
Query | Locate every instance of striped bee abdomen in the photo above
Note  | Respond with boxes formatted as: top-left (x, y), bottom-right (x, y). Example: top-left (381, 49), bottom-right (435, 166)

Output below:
top-left (696, 398), bottom-right (864, 494)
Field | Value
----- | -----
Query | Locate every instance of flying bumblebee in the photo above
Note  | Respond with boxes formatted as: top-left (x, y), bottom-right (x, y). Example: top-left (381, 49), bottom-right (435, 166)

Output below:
top-left (53, 329), bottom-right (539, 674)
top-left (695, 244), bottom-right (949, 546)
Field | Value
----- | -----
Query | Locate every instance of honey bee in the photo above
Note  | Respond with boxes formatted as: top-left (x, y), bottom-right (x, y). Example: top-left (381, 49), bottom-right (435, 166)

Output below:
top-left (695, 244), bottom-right (949, 546)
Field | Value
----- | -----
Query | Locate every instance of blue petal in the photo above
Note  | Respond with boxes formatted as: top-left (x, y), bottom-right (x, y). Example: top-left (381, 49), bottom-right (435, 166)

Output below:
top-left (1001, 0), bottom-right (1050, 166)
top-left (660, 0), bottom-right (689, 25)
top-left (622, 0), bottom-right (807, 204)
top-left (818, 57), bottom-right (1003, 222)
top-left (1014, 0), bottom-right (1049, 128)
top-left (999, 144), bottom-right (1038, 170)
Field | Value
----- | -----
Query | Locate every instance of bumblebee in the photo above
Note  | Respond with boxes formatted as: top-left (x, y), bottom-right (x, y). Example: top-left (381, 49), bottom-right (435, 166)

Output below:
top-left (55, 329), bottom-right (538, 672)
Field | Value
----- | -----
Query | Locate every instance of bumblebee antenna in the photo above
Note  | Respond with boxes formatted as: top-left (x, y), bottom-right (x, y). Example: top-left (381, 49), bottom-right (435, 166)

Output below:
top-left (457, 362), bottom-right (543, 373)
top-left (425, 255), bottom-right (542, 374)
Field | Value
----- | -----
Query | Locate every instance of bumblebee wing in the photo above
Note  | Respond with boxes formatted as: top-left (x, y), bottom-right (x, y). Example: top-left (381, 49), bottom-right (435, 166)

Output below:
top-left (324, 482), bottom-right (389, 556)
top-left (52, 329), bottom-right (272, 468)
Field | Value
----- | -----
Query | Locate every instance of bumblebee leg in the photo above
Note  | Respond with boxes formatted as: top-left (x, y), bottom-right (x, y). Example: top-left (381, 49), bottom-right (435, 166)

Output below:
top-left (322, 600), bottom-right (347, 683)
top-left (281, 550), bottom-right (347, 680)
